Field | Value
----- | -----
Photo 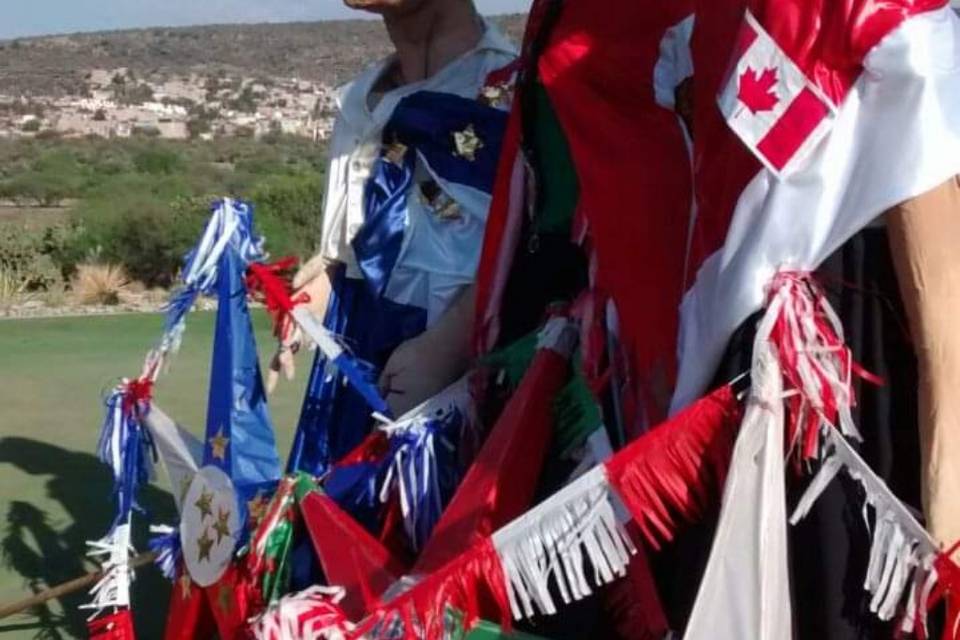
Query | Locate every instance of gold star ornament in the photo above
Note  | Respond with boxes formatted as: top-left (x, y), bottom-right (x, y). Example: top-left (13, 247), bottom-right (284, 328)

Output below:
top-left (178, 572), bottom-right (193, 600)
top-left (247, 492), bottom-right (269, 527)
top-left (452, 123), bottom-right (484, 162)
top-left (213, 506), bottom-right (232, 545)
top-left (194, 487), bottom-right (214, 521)
top-left (209, 426), bottom-right (230, 462)
top-left (217, 583), bottom-right (234, 615)
top-left (197, 527), bottom-right (215, 563)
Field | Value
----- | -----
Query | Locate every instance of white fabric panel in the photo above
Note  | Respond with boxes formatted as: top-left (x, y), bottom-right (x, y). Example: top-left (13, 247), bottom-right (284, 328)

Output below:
top-left (672, 7), bottom-right (960, 412)
top-left (383, 178), bottom-right (492, 323)
top-left (683, 332), bottom-right (791, 640)
top-left (143, 404), bottom-right (202, 514)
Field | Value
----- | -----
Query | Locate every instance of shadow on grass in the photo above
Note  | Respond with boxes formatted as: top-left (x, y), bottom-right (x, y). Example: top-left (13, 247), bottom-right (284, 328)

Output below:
top-left (0, 437), bottom-right (177, 640)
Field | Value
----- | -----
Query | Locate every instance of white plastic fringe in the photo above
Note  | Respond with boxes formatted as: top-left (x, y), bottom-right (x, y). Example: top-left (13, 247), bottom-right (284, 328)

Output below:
top-left (790, 426), bottom-right (941, 633)
top-left (249, 585), bottom-right (355, 640)
top-left (492, 466), bottom-right (636, 621)
top-left (764, 273), bottom-right (863, 454)
top-left (81, 522), bottom-right (135, 619)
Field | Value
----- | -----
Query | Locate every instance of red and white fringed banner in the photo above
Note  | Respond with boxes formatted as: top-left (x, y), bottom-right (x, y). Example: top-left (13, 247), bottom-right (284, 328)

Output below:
top-left (278, 387), bottom-right (741, 640)
top-left (764, 271), bottom-right (881, 461)
top-left (791, 426), bottom-right (960, 640)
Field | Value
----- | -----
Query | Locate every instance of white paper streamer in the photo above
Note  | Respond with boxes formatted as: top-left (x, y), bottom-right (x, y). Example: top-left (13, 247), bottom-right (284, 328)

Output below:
top-left (790, 426), bottom-right (941, 632)
top-left (81, 522), bottom-right (135, 619)
top-left (492, 466), bottom-right (636, 621)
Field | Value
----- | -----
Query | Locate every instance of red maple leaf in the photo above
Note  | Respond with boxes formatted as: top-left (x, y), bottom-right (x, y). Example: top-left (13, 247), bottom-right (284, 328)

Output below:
top-left (738, 66), bottom-right (779, 114)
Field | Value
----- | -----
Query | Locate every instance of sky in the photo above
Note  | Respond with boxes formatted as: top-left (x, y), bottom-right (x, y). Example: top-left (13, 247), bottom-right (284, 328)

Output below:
top-left (0, 0), bottom-right (532, 40)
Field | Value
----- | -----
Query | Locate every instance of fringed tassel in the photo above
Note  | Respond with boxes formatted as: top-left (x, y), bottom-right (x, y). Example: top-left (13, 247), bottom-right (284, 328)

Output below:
top-left (356, 539), bottom-right (511, 640)
top-left (96, 379), bottom-right (154, 530)
top-left (154, 198), bottom-right (266, 373)
top-left (249, 586), bottom-right (353, 640)
top-left (376, 378), bottom-right (475, 551)
top-left (762, 271), bottom-right (881, 460)
top-left (82, 522), bottom-right (135, 618)
top-left (148, 525), bottom-right (182, 581)
top-left (791, 426), bottom-right (941, 632)
top-left (604, 385), bottom-right (741, 548)
top-left (491, 466), bottom-right (635, 620)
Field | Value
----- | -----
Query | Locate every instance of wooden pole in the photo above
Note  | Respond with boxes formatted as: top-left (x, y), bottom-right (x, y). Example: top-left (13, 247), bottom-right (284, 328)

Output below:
top-left (0, 551), bottom-right (157, 620)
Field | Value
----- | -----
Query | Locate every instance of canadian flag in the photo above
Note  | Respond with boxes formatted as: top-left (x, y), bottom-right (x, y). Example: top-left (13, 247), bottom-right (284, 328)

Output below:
top-left (719, 10), bottom-right (837, 176)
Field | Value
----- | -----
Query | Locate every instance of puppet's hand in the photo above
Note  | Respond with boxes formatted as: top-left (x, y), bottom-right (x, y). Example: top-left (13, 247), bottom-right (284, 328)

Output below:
top-left (378, 329), bottom-right (470, 417)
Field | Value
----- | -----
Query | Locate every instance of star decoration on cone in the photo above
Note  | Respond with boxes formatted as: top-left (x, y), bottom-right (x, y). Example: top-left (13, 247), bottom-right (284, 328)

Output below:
top-left (213, 506), bottom-right (232, 545)
top-left (247, 492), bottom-right (269, 527)
top-left (194, 487), bottom-right (214, 520)
top-left (197, 527), bottom-right (215, 563)
top-left (179, 572), bottom-right (192, 600)
top-left (452, 123), bottom-right (483, 162)
top-left (217, 583), bottom-right (234, 615)
top-left (209, 426), bottom-right (230, 462)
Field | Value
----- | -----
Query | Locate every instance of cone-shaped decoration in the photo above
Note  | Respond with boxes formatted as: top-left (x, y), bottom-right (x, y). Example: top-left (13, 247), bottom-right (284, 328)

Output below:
top-left (202, 246), bottom-right (281, 483)
top-left (300, 489), bottom-right (406, 620)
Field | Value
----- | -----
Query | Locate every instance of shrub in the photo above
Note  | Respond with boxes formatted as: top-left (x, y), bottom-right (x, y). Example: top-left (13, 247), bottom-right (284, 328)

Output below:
top-left (71, 262), bottom-right (130, 305)
top-left (133, 147), bottom-right (183, 175)
top-left (246, 173), bottom-right (322, 259)
top-left (0, 225), bottom-right (69, 291)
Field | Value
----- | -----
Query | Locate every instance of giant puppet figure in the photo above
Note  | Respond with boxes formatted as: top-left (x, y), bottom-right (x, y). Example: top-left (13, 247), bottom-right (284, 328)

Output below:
top-left (275, 0), bottom-right (517, 476)
top-left (661, 0), bottom-right (960, 638)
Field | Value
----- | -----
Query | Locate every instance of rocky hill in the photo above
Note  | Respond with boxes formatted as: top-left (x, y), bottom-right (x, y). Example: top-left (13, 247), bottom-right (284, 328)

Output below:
top-left (0, 15), bottom-right (526, 97)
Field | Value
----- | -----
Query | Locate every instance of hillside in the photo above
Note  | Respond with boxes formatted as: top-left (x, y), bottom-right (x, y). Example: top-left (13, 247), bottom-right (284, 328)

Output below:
top-left (0, 15), bottom-right (527, 97)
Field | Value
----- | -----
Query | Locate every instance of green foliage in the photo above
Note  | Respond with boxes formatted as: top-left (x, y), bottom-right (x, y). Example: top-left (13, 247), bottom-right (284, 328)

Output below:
top-left (0, 136), bottom-right (327, 287)
top-left (0, 224), bottom-right (74, 291)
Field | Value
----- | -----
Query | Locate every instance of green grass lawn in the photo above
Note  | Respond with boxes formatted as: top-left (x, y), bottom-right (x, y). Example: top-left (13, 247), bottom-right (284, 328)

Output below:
top-left (0, 311), bottom-right (307, 639)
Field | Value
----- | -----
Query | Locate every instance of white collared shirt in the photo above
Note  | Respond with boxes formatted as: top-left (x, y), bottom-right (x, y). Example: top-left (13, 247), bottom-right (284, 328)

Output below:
top-left (318, 21), bottom-right (516, 323)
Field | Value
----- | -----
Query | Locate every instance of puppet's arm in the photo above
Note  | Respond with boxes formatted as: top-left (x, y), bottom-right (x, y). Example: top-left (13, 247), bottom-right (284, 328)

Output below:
top-left (378, 284), bottom-right (476, 416)
top-left (887, 176), bottom-right (960, 555)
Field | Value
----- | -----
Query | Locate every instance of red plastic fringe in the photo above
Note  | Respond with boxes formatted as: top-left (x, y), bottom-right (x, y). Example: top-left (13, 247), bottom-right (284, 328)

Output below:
top-left (245, 258), bottom-right (309, 341)
top-left (88, 609), bottom-right (136, 640)
top-left (353, 539), bottom-right (511, 640)
top-left (765, 271), bottom-right (882, 460)
top-left (924, 542), bottom-right (960, 640)
top-left (605, 385), bottom-right (741, 549)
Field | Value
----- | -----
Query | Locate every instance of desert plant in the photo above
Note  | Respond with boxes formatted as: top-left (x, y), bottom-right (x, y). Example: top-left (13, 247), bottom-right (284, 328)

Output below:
top-left (70, 262), bottom-right (130, 306)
